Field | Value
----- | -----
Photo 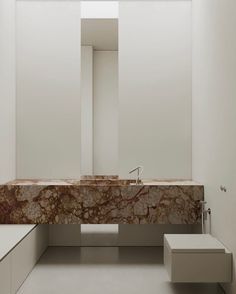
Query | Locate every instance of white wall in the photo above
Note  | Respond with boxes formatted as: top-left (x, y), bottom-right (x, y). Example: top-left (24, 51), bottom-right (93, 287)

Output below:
top-left (16, 0), bottom-right (81, 179)
top-left (192, 0), bottom-right (236, 293)
top-left (93, 51), bottom-right (118, 174)
top-left (119, 1), bottom-right (192, 179)
top-left (81, 46), bottom-right (93, 175)
top-left (0, 0), bottom-right (16, 184)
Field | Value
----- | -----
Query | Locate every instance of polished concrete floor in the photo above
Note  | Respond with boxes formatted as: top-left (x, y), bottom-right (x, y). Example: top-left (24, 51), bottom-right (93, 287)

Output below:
top-left (17, 247), bottom-right (225, 294)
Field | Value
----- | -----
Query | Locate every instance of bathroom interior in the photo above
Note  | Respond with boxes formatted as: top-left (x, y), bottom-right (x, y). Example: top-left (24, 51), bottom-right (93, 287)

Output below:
top-left (0, 0), bottom-right (235, 293)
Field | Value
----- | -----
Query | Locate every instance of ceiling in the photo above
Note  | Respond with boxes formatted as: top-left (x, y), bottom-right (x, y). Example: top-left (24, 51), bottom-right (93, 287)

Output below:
top-left (81, 19), bottom-right (118, 51)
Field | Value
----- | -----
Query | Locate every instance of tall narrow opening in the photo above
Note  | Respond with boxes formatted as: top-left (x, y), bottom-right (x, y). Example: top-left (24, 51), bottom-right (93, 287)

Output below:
top-left (80, 1), bottom-right (119, 246)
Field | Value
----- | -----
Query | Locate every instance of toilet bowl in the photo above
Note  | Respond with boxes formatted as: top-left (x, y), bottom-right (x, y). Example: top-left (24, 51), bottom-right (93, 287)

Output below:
top-left (164, 234), bottom-right (232, 283)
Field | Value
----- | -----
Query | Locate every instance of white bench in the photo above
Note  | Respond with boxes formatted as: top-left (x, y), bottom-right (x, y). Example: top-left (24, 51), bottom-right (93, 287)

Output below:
top-left (0, 225), bottom-right (48, 294)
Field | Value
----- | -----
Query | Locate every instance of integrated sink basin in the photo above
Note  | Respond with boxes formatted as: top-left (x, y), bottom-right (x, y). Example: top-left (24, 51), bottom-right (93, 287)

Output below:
top-left (78, 175), bottom-right (136, 186)
top-left (78, 175), bottom-right (198, 186)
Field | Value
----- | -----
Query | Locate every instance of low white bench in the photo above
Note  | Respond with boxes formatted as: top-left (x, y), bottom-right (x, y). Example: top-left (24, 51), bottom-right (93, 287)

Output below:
top-left (0, 225), bottom-right (48, 294)
top-left (164, 234), bottom-right (232, 283)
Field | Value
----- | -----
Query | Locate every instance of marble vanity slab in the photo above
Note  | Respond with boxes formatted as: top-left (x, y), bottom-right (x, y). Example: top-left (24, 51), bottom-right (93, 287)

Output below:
top-left (0, 179), bottom-right (204, 224)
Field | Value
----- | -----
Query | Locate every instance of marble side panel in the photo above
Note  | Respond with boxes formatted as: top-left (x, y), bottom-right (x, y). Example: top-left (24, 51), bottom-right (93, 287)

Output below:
top-left (0, 180), bottom-right (204, 224)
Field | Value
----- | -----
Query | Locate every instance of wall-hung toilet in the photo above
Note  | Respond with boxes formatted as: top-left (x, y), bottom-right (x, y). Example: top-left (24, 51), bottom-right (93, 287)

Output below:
top-left (164, 234), bottom-right (232, 283)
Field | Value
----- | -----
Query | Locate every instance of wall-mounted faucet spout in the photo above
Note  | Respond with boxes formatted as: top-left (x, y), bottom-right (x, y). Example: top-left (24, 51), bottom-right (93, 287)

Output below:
top-left (129, 166), bottom-right (143, 185)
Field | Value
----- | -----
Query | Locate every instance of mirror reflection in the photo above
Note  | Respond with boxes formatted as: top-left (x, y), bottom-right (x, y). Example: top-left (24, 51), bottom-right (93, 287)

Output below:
top-left (81, 3), bottom-right (118, 175)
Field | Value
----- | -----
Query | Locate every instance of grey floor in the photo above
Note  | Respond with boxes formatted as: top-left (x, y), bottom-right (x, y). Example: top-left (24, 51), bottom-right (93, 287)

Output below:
top-left (17, 247), bottom-right (225, 294)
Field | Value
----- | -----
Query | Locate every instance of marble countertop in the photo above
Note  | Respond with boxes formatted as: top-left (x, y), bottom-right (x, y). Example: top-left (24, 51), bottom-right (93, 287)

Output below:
top-left (0, 178), bottom-right (204, 225)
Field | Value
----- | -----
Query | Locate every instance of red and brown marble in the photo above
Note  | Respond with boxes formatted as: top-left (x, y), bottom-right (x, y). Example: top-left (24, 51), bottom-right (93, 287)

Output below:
top-left (0, 178), bottom-right (204, 225)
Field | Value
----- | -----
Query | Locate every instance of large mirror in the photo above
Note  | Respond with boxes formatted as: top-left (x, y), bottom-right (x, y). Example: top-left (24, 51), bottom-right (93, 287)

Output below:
top-left (16, 0), bottom-right (191, 181)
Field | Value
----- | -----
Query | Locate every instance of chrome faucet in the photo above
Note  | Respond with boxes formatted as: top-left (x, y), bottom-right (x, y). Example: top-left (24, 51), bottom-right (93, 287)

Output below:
top-left (129, 166), bottom-right (143, 185)
top-left (200, 200), bottom-right (211, 234)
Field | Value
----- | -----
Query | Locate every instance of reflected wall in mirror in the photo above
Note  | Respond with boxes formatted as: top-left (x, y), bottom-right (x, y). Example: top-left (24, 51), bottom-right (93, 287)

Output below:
top-left (81, 1), bottom-right (119, 175)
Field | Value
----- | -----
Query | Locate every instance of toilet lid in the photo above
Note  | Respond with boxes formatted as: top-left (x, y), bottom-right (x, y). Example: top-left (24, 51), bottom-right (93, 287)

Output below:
top-left (165, 234), bottom-right (226, 253)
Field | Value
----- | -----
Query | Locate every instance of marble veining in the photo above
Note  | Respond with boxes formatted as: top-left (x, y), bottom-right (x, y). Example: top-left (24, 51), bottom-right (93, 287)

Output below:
top-left (0, 178), bottom-right (204, 224)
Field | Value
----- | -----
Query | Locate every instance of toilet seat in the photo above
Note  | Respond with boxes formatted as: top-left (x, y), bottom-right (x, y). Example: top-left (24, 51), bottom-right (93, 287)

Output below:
top-left (165, 234), bottom-right (225, 253)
